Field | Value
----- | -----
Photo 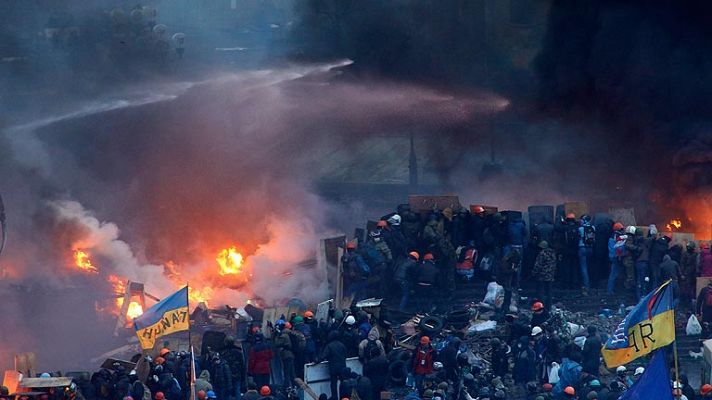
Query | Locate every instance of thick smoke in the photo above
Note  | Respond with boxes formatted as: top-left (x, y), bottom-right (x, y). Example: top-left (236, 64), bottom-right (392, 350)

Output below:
top-left (0, 61), bottom-right (501, 369)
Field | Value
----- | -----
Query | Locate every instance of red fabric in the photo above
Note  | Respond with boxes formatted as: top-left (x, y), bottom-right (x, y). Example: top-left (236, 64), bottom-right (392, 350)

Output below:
top-left (412, 346), bottom-right (434, 375)
top-left (248, 347), bottom-right (273, 375)
top-left (456, 248), bottom-right (477, 270)
top-left (701, 249), bottom-right (712, 277)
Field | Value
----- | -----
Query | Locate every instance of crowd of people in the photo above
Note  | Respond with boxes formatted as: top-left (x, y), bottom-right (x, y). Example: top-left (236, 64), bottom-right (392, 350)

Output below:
top-left (9, 203), bottom-right (712, 400)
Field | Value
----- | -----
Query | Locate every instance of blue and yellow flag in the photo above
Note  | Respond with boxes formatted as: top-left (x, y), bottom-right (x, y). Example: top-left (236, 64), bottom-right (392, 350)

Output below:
top-left (134, 286), bottom-right (190, 350)
top-left (618, 350), bottom-right (673, 400)
top-left (602, 280), bottom-right (675, 368)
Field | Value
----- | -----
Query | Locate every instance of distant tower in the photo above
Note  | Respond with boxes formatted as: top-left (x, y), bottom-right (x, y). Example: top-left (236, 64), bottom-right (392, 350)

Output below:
top-left (409, 133), bottom-right (418, 187)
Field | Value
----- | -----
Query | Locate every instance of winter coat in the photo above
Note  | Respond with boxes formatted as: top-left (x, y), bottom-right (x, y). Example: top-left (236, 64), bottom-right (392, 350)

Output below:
top-left (649, 237), bottom-right (671, 266)
top-left (194, 370), bottom-right (213, 394)
top-left (342, 251), bottom-right (370, 281)
top-left (508, 219), bottom-right (527, 246)
top-left (373, 239), bottom-right (393, 263)
top-left (273, 330), bottom-right (294, 360)
top-left (339, 326), bottom-right (360, 358)
top-left (358, 327), bottom-right (385, 361)
top-left (491, 346), bottom-right (509, 378)
top-left (222, 344), bottom-right (246, 384)
top-left (248, 341), bottom-right (273, 375)
top-left (533, 248), bottom-right (557, 282)
top-left (581, 334), bottom-right (602, 375)
top-left (513, 337), bottom-right (536, 384)
top-left (209, 361), bottom-right (233, 398)
top-left (660, 255), bottom-right (680, 284)
top-left (417, 261), bottom-right (439, 285)
top-left (438, 338), bottom-right (460, 381)
top-left (321, 332), bottom-right (348, 374)
top-left (393, 257), bottom-right (416, 283)
top-left (412, 345), bottom-right (435, 376)
top-left (701, 248), bottom-right (712, 277)
top-left (363, 355), bottom-right (388, 394)
top-left (383, 227), bottom-right (407, 258)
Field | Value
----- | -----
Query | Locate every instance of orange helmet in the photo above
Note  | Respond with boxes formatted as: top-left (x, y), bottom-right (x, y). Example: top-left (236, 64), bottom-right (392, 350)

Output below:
top-left (531, 302), bottom-right (544, 311)
top-left (260, 386), bottom-right (271, 396)
top-left (423, 253), bottom-right (435, 261)
top-left (420, 336), bottom-right (430, 345)
top-left (473, 206), bottom-right (485, 214)
top-left (155, 393), bottom-right (165, 400)
top-left (284, 322), bottom-right (292, 329)
top-left (564, 386), bottom-right (575, 396)
top-left (542, 383), bottom-right (553, 392)
top-left (159, 348), bottom-right (171, 357)
top-left (346, 241), bottom-right (357, 250)
top-left (613, 222), bottom-right (624, 231)
top-left (197, 391), bottom-right (206, 400)
top-left (701, 384), bottom-right (712, 395)
top-left (155, 357), bottom-right (165, 365)
top-left (377, 220), bottom-right (388, 228)
top-left (566, 213), bottom-right (576, 220)
top-left (304, 311), bottom-right (314, 318)
top-left (408, 251), bottom-right (420, 261)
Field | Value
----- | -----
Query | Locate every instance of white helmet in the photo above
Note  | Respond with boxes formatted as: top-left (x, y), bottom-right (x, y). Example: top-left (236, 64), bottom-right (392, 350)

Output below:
top-left (634, 367), bottom-right (645, 376)
top-left (388, 214), bottom-right (401, 226)
top-left (345, 315), bottom-right (356, 325)
top-left (616, 366), bottom-right (627, 373)
top-left (433, 362), bottom-right (443, 370)
top-left (626, 226), bottom-right (637, 235)
top-left (649, 224), bottom-right (658, 235)
top-left (531, 326), bottom-right (543, 336)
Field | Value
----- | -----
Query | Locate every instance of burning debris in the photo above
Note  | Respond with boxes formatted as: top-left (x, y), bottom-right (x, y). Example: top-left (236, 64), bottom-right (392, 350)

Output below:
top-left (72, 249), bottom-right (98, 274)
top-left (216, 246), bottom-right (244, 276)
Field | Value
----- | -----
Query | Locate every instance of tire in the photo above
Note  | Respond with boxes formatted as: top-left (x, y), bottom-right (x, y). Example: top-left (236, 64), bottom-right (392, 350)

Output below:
top-left (419, 316), bottom-right (444, 336)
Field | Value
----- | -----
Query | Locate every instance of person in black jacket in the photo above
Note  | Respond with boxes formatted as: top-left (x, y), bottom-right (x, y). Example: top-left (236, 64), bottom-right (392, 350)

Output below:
top-left (438, 338), bottom-right (461, 382)
top-left (222, 337), bottom-right (245, 400)
top-left (320, 331), bottom-right (348, 400)
top-left (363, 347), bottom-right (388, 399)
top-left (208, 354), bottom-right (233, 400)
top-left (581, 326), bottom-right (602, 376)
top-left (489, 338), bottom-right (509, 379)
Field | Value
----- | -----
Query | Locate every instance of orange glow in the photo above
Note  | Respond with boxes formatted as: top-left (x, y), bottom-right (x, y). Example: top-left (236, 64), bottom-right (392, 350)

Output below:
top-left (109, 274), bottom-right (127, 311)
top-left (189, 286), bottom-right (214, 306)
top-left (666, 219), bottom-right (683, 231)
top-left (73, 249), bottom-right (98, 274)
top-left (126, 301), bottom-right (144, 319)
top-left (216, 246), bottom-right (244, 275)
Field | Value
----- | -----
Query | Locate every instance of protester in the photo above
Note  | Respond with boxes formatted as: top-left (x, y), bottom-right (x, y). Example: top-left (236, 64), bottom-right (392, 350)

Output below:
top-left (533, 241), bottom-right (557, 308)
top-left (412, 336), bottom-right (435, 392)
top-left (247, 334), bottom-right (272, 389)
top-left (321, 331), bottom-right (348, 400)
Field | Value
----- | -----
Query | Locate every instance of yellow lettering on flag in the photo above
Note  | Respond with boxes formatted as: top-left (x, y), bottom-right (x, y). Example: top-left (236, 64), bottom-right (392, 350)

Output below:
top-left (601, 308), bottom-right (675, 367)
top-left (135, 307), bottom-right (189, 350)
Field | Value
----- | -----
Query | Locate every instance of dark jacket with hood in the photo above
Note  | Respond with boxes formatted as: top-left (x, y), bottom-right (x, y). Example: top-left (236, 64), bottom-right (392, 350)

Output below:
top-left (321, 331), bottom-right (348, 374)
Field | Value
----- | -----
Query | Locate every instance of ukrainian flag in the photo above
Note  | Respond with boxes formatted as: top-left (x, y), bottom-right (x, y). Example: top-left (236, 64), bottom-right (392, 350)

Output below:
top-left (602, 280), bottom-right (675, 368)
top-left (134, 286), bottom-right (190, 350)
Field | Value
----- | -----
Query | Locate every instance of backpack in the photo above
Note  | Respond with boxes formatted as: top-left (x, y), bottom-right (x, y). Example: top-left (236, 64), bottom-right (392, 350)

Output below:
top-left (614, 236), bottom-right (628, 258)
top-left (564, 226), bottom-right (579, 247)
top-left (288, 330), bottom-right (306, 352)
top-left (582, 225), bottom-right (596, 246)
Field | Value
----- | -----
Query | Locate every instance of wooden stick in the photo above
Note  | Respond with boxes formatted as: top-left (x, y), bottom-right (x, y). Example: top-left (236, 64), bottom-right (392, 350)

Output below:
top-left (295, 378), bottom-right (319, 400)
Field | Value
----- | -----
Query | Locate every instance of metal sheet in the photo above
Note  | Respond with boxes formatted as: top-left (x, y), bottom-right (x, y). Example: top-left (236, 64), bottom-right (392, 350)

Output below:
top-left (20, 377), bottom-right (73, 388)
top-left (304, 357), bottom-right (362, 398)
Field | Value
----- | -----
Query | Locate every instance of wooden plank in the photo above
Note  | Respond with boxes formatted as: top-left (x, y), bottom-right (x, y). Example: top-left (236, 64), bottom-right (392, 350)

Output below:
top-left (295, 378), bottom-right (319, 400)
top-left (564, 201), bottom-right (589, 218)
top-left (609, 208), bottom-right (636, 227)
top-left (20, 377), bottom-right (73, 388)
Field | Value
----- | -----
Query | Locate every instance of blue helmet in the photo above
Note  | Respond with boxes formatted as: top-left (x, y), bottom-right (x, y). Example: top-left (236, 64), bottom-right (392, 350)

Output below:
top-left (206, 391), bottom-right (216, 399)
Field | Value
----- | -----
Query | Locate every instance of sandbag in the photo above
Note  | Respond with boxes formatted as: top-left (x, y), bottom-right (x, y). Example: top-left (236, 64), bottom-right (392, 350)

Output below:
top-left (484, 282), bottom-right (504, 309)
top-left (687, 314), bottom-right (702, 335)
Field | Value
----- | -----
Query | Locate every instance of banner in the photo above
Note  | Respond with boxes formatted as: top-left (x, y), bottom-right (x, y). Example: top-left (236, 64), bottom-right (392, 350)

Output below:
top-left (601, 280), bottom-right (675, 368)
top-left (618, 350), bottom-right (673, 400)
top-left (134, 286), bottom-right (189, 350)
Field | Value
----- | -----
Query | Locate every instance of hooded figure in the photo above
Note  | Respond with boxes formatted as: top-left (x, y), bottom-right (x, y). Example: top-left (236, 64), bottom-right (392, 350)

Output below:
top-left (195, 370), bottom-right (213, 394)
top-left (321, 331), bottom-right (348, 400)
top-left (358, 327), bottom-right (385, 363)
top-left (512, 336), bottom-right (535, 384)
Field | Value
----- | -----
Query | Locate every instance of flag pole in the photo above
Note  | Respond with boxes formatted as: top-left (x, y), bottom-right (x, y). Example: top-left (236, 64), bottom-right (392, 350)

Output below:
top-left (186, 282), bottom-right (192, 348)
top-left (673, 340), bottom-right (681, 399)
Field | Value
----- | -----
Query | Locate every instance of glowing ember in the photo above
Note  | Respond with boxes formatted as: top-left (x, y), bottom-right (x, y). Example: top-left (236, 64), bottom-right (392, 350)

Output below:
top-left (109, 274), bottom-right (126, 311)
top-left (73, 249), bottom-right (98, 274)
top-left (216, 246), bottom-right (244, 276)
top-left (126, 301), bottom-right (144, 319)
top-left (666, 219), bottom-right (683, 231)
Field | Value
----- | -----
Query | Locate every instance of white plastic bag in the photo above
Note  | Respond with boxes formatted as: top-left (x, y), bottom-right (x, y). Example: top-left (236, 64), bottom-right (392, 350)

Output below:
top-left (687, 314), bottom-right (702, 335)
top-left (548, 362), bottom-right (560, 384)
top-left (484, 281), bottom-right (504, 308)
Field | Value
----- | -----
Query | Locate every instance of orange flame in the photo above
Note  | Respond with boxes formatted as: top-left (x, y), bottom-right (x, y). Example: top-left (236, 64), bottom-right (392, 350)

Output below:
top-left (216, 246), bottom-right (244, 275)
top-left (73, 249), bottom-right (98, 274)
top-left (189, 286), bottom-right (214, 306)
top-left (126, 301), bottom-right (144, 319)
top-left (666, 219), bottom-right (683, 231)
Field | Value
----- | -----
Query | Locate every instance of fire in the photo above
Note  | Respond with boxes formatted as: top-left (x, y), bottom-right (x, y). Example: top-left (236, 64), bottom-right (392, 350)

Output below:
top-left (216, 246), bottom-right (244, 275)
top-left (190, 286), bottom-right (214, 306)
top-left (73, 249), bottom-right (98, 274)
top-left (109, 274), bottom-right (126, 311)
top-left (126, 301), bottom-right (144, 319)
top-left (666, 219), bottom-right (683, 231)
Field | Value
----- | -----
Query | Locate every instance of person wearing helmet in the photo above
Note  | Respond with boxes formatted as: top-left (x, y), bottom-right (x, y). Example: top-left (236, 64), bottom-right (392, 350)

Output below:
top-left (412, 336), bottom-right (435, 392)
top-left (560, 212), bottom-right (580, 290)
top-left (339, 315), bottom-right (360, 358)
top-left (649, 232), bottom-right (672, 287)
top-left (471, 206), bottom-right (488, 250)
top-left (563, 386), bottom-right (576, 398)
top-left (320, 331), bottom-right (348, 400)
top-left (680, 241), bottom-right (699, 304)
top-left (659, 254), bottom-right (681, 304)
top-left (533, 240), bottom-right (557, 308)
top-left (206, 391), bottom-right (217, 400)
top-left (700, 383), bottom-right (712, 397)
top-left (607, 222), bottom-right (627, 294)
top-left (577, 214), bottom-right (596, 296)
top-left (247, 333), bottom-right (273, 389)
top-left (368, 229), bottom-right (393, 265)
top-left (222, 336), bottom-right (246, 399)
top-left (273, 319), bottom-right (296, 389)
top-left (258, 386), bottom-right (273, 400)
top-left (530, 301), bottom-right (549, 329)
top-left (393, 251), bottom-right (419, 311)
top-left (195, 369), bottom-right (214, 394)
top-left (154, 392), bottom-right (165, 400)
top-left (624, 226), bottom-right (652, 300)
top-left (381, 214), bottom-right (408, 260)
top-left (455, 241), bottom-right (478, 282)
top-left (341, 240), bottom-right (370, 303)
top-left (416, 253), bottom-right (439, 310)
top-left (615, 366), bottom-right (631, 389)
